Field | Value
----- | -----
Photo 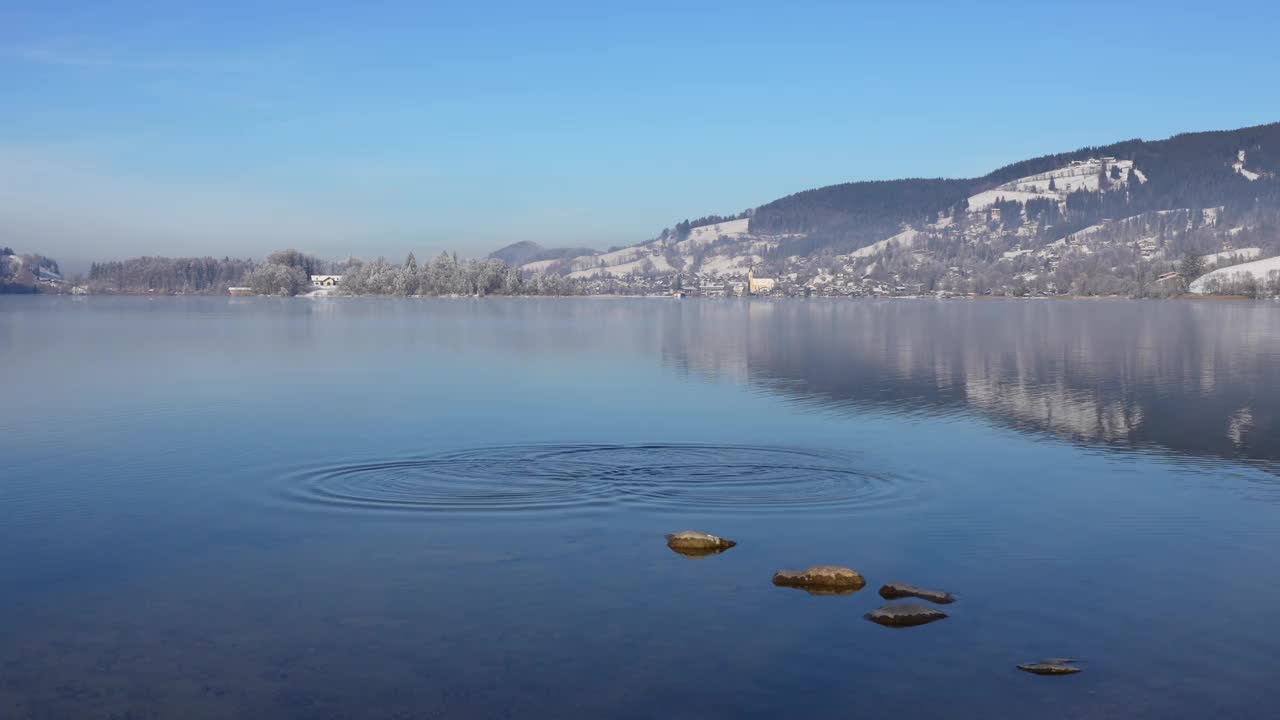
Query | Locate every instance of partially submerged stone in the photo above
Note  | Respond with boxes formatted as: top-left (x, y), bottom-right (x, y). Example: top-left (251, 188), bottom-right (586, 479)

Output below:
top-left (878, 582), bottom-right (956, 605)
top-left (665, 531), bottom-right (736, 557)
top-left (772, 565), bottom-right (866, 594)
top-left (1017, 659), bottom-right (1082, 676)
top-left (864, 603), bottom-right (948, 627)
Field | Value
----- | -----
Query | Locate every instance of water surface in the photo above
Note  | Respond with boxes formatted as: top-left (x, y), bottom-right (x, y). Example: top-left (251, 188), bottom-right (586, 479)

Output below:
top-left (2, 296), bottom-right (1278, 718)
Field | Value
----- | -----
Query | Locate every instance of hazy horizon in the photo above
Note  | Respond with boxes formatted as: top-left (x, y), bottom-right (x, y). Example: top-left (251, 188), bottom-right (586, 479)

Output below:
top-left (5, 0), bottom-right (1280, 268)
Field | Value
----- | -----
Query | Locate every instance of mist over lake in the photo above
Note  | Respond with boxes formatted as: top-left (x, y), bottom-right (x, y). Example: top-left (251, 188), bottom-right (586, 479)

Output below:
top-left (2, 296), bottom-right (1279, 718)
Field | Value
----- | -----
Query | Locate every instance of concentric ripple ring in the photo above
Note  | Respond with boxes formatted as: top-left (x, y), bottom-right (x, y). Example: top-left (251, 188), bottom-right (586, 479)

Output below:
top-left (277, 444), bottom-right (916, 515)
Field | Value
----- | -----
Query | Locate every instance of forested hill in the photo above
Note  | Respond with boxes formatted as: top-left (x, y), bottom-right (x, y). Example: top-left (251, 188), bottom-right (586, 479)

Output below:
top-left (0, 248), bottom-right (63, 293)
top-left (750, 122), bottom-right (1280, 255)
top-left (533, 121), bottom-right (1280, 297)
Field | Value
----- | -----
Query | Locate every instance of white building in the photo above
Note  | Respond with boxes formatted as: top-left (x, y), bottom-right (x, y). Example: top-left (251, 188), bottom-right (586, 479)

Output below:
top-left (310, 275), bottom-right (343, 288)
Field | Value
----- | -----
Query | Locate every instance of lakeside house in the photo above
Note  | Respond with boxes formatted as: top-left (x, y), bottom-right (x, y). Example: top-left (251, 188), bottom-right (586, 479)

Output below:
top-left (310, 275), bottom-right (343, 288)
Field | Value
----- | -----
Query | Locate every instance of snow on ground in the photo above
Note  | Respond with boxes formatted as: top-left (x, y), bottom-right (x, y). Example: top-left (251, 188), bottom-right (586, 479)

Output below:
top-left (544, 244), bottom-right (658, 276)
top-left (521, 258), bottom-right (560, 273)
top-left (1190, 255), bottom-right (1280, 293)
top-left (965, 158), bottom-right (1139, 213)
top-left (1064, 223), bottom-right (1108, 242)
top-left (1154, 207), bottom-right (1223, 230)
top-left (848, 227), bottom-right (921, 259)
top-left (1001, 159), bottom-right (1135, 195)
top-left (1236, 165), bottom-right (1261, 181)
top-left (1201, 247), bottom-right (1262, 267)
top-left (1234, 150), bottom-right (1262, 181)
top-left (532, 218), bottom-right (753, 277)
top-left (965, 189), bottom-right (1056, 212)
top-left (695, 253), bottom-right (754, 275)
top-left (566, 251), bottom-right (675, 279)
top-left (680, 218), bottom-right (751, 249)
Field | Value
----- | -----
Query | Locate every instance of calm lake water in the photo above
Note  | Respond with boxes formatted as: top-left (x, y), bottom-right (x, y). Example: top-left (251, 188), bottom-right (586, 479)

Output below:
top-left (2, 296), bottom-right (1279, 719)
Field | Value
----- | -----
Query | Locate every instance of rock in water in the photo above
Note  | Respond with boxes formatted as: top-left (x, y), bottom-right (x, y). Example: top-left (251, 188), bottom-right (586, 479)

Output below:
top-left (864, 603), bottom-right (948, 627)
top-left (878, 582), bottom-right (956, 604)
top-left (1017, 659), bottom-right (1082, 676)
top-left (665, 531), bottom-right (736, 557)
top-left (772, 566), bottom-right (867, 594)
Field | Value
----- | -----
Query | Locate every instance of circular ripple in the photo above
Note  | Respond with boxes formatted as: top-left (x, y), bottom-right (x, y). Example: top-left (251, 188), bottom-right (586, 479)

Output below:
top-left (279, 444), bottom-right (915, 515)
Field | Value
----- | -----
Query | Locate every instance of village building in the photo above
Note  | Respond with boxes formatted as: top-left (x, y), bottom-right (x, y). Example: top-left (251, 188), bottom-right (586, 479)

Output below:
top-left (747, 268), bottom-right (777, 295)
top-left (310, 275), bottom-right (343, 288)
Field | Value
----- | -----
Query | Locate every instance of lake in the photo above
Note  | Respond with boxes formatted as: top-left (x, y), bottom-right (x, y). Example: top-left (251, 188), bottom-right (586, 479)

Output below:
top-left (2, 295), bottom-right (1279, 719)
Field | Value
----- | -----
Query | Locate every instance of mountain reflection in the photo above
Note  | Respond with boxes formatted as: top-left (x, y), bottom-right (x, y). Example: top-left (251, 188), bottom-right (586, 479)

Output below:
top-left (659, 299), bottom-right (1279, 465)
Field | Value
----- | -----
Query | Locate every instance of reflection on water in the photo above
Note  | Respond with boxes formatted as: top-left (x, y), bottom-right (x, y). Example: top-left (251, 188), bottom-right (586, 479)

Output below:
top-left (660, 300), bottom-right (1280, 465)
top-left (1, 296), bottom-right (1279, 719)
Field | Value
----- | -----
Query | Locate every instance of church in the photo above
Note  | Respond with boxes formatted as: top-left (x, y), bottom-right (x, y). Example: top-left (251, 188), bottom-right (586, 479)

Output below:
top-left (747, 268), bottom-right (777, 295)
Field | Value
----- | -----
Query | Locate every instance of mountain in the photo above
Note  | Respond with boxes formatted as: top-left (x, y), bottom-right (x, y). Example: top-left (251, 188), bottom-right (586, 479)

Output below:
top-left (533, 122), bottom-right (1280, 297)
top-left (489, 241), bottom-right (598, 268)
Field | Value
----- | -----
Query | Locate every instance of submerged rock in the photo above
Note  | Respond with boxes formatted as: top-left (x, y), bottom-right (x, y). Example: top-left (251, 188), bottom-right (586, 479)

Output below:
top-left (864, 603), bottom-right (948, 627)
top-left (772, 566), bottom-right (866, 594)
top-left (1017, 659), bottom-right (1082, 676)
top-left (665, 531), bottom-right (736, 557)
top-left (878, 582), bottom-right (956, 605)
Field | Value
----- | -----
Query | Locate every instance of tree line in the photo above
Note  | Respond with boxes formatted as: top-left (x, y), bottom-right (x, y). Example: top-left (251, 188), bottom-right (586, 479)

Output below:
top-left (89, 256), bottom-right (257, 294)
top-left (86, 248), bottom-right (580, 296)
top-left (336, 252), bottom-right (579, 297)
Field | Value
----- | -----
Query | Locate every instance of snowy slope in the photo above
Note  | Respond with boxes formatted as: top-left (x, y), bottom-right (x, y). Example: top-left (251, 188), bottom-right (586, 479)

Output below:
top-left (1233, 150), bottom-right (1262, 181)
top-left (680, 218), bottom-right (751, 248)
top-left (848, 227), bottom-right (921, 259)
top-left (1190, 256), bottom-right (1280, 293)
top-left (1201, 247), bottom-right (1262, 267)
top-left (965, 158), bottom-right (1137, 211)
top-left (524, 217), bottom-right (769, 279)
top-left (526, 243), bottom-right (663, 276)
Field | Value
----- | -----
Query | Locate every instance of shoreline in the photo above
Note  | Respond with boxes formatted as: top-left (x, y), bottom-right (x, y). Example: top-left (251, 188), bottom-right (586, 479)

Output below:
top-left (15, 290), bottom-right (1275, 302)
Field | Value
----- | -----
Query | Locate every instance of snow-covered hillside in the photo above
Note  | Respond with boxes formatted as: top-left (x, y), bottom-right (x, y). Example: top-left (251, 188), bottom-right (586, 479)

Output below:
top-left (535, 151), bottom-right (1269, 298)
top-left (1190, 256), bottom-right (1280, 294)
top-left (546, 157), bottom-right (1156, 282)
top-left (1201, 247), bottom-right (1261, 268)
top-left (521, 217), bottom-right (778, 279)
top-left (965, 158), bottom-right (1137, 212)
top-left (811, 156), bottom-right (1271, 295)
top-left (518, 123), bottom-right (1280, 298)
top-left (1233, 150), bottom-right (1262, 181)
top-left (683, 218), bottom-right (751, 246)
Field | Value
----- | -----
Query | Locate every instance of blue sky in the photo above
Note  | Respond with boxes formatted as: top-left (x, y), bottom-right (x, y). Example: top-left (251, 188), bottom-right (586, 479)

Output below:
top-left (3, 0), bottom-right (1279, 266)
